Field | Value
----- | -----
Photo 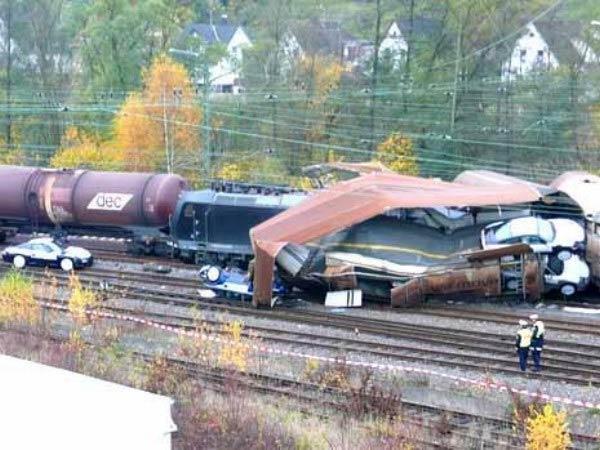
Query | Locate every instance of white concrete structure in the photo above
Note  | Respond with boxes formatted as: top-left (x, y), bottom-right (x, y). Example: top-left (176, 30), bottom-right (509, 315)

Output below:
top-left (184, 21), bottom-right (252, 94)
top-left (0, 355), bottom-right (176, 450)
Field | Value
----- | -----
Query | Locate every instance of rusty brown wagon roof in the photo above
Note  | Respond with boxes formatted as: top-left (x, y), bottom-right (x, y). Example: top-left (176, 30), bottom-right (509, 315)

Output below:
top-left (250, 172), bottom-right (544, 306)
top-left (454, 170), bottom-right (555, 196)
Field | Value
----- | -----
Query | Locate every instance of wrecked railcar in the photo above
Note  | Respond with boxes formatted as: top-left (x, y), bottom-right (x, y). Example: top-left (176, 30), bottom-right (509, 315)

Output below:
top-left (250, 171), bottom-right (546, 307)
top-left (390, 246), bottom-right (543, 307)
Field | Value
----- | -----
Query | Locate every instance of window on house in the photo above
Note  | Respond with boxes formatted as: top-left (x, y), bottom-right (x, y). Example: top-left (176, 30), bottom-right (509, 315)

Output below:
top-left (520, 49), bottom-right (527, 63)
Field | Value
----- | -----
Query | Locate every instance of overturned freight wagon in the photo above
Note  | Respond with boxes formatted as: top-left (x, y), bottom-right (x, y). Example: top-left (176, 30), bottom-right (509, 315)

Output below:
top-left (389, 245), bottom-right (542, 307)
top-left (250, 171), bottom-right (547, 307)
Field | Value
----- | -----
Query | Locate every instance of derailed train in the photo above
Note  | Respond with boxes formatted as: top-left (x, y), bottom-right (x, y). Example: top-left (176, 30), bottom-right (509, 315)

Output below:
top-left (0, 164), bottom-right (598, 306)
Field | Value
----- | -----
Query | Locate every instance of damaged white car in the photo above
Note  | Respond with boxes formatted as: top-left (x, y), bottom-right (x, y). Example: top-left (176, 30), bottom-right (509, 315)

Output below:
top-left (481, 216), bottom-right (585, 260)
top-left (544, 254), bottom-right (590, 296)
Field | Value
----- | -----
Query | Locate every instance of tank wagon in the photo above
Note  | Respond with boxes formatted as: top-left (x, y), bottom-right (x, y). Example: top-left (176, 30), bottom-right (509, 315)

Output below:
top-left (170, 181), bottom-right (306, 267)
top-left (0, 165), bottom-right (187, 252)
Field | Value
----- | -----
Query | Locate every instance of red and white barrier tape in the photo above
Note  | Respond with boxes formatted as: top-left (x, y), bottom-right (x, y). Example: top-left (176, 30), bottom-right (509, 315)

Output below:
top-left (41, 301), bottom-right (600, 410)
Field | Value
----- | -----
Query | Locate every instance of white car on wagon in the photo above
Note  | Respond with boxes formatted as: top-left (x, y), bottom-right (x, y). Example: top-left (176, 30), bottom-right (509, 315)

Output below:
top-left (544, 254), bottom-right (590, 296)
top-left (2, 237), bottom-right (93, 271)
top-left (481, 216), bottom-right (585, 260)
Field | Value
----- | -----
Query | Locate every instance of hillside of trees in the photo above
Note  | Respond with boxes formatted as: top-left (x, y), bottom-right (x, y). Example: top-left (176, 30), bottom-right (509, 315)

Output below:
top-left (0, 0), bottom-right (599, 185)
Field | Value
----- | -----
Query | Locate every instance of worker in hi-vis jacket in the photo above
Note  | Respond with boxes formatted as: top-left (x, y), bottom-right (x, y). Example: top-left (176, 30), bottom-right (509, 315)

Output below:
top-left (516, 320), bottom-right (533, 372)
top-left (529, 314), bottom-right (545, 372)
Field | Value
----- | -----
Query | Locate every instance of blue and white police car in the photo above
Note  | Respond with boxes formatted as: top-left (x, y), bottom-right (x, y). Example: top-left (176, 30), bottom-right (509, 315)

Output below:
top-left (2, 237), bottom-right (93, 271)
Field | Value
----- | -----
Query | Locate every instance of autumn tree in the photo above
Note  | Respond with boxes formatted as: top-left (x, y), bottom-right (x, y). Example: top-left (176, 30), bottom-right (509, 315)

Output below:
top-left (375, 133), bottom-right (418, 175)
top-left (51, 126), bottom-right (123, 170)
top-left (113, 55), bottom-right (202, 176)
top-left (290, 54), bottom-right (343, 169)
top-left (216, 151), bottom-right (289, 185)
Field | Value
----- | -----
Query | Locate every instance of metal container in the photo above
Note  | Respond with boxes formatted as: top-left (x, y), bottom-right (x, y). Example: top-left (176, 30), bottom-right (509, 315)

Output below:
top-left (0, 165), bottom-right (187, 229)
top-left (0, 165), bottom-right (38, 218)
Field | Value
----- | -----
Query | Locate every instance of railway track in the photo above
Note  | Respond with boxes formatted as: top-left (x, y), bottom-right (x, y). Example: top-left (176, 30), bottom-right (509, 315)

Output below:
top-left (411, 306), bottom-right (600, 336)
top-left (30, 282), bottom-right (600, 386)
top-left (5, 262), bottom-right (600, 385)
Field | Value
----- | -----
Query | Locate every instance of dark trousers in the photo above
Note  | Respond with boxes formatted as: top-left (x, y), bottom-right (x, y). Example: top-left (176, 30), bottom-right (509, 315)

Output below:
top-left (531, 348), bottom-right (542, 371)
top-left (531, 338), bottom-right (544, 371)
top-left (517, 347), bottom-right (529, 371)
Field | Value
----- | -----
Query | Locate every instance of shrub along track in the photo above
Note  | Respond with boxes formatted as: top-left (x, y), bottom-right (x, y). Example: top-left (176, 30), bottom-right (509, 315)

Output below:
top-left (3, 324), bottom-right (592, 450)
top-left (9, 261), bottom-right (600, 387)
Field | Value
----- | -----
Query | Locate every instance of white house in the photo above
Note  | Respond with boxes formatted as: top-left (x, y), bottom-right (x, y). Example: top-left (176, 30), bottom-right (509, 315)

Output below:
top-left (182, 19), bottom-right (252, 94)
top-left (379, 17), bottom-right (442, 70)
top-left (379, 21), bottom-right (408, 69)
top-left (502, 21), bottom-right (599, 81)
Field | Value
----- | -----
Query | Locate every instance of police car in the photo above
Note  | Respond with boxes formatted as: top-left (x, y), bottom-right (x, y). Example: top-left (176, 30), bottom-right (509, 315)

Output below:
top-left (1, 237), bottom-right (93, 271)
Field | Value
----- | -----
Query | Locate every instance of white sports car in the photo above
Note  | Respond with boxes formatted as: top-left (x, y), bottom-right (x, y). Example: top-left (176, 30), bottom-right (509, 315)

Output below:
top-left (481, 216), bottom-right (585, 260)
top-left (2, 238), bottom-right (93, 271)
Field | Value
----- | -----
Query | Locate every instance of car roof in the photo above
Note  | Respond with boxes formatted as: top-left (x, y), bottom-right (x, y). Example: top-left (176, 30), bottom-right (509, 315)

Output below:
top-left (507, 217), bottom-right (541, 236)
top-left (502, 217), bottom-right (553, 240)
top-left (27, 237), bottom-right (56, 244)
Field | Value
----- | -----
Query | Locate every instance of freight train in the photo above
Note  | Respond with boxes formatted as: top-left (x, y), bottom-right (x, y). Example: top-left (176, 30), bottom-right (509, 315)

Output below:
top-left (0, 165), bottom-right (305, 267)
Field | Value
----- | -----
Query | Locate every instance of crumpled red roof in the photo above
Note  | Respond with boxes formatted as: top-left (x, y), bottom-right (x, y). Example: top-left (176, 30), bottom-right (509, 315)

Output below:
top-left (455, 170), bottom-right (554, 196)
top-left (250, 171), bottom-right (544, 306)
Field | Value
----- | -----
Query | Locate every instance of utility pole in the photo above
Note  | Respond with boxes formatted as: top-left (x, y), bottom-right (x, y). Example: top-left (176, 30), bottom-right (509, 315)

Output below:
top-left (369, 0), bottom-right (382, 153)
top-left (6, 0), bottom-right (12, 146)
top-left (169, 47), bottom-right (212, 180)
top-left (266, 93), bottom-right (278, 146)
top-left (403, 0), bottom-right (414, 113)
top-left (202, 61), bottom-right (211, 179)
top-left (162, 85), bottom-right (171, 173)
top-left (450, 19), bottom-right (462, 134)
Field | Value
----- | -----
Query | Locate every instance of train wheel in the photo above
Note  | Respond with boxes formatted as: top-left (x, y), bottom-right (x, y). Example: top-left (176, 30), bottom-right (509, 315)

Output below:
top-left (60, 258), bottom-right (74, 272)
top-left (13, 255), bottom-right (26, 269)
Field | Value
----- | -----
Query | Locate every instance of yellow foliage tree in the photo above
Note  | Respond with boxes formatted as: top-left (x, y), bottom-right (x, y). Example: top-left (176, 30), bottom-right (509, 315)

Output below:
top-left (113, 54), bottom-right (202, 174)
top-left (375, 133), bottom-right (419, 175)
top-left (297, 55), bottom-right (343, 105)
top-left (526, 404), bottom-right (571, 450)
top-left (0, 270), bottom-right (38, 325)
top-left (67, 272), bottom-right (99, 325)
top-left (218, 320), bottom-right (250, 372)
top-left (216, 153), bottom-right (289, 184)
top-left (217, 161), bottom-right (246, 181)
top-left (0, 130), bottom-right (24, 165)
top-left (51, 126), bottom-right (123, 170)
